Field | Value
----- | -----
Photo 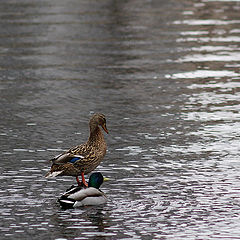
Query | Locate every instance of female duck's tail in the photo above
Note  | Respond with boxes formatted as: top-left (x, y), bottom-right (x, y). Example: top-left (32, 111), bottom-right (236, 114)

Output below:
top-left (45, 170), bottom-right (63, 178)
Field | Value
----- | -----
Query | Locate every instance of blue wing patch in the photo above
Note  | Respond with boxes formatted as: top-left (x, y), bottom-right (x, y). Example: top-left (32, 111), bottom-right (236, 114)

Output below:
top-left (70, 157), bottom-right (80, 163)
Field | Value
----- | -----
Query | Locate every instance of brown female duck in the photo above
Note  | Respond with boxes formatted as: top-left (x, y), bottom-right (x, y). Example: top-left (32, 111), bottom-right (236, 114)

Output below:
top-left (45, 113), bottom-right (108, 187)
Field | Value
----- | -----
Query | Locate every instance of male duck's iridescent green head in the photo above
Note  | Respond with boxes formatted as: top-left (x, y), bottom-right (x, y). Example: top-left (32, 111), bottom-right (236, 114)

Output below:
top-left (88, 172), bottom-right (108, 189)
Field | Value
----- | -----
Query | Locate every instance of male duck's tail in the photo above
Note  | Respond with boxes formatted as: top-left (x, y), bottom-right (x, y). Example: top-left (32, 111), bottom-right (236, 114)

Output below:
top-left (58, 196), bottom-right (75, 209)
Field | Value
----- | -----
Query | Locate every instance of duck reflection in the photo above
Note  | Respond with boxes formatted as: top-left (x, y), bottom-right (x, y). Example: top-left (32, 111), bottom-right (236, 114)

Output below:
top-left (49, 206), bottom-right (109, 239)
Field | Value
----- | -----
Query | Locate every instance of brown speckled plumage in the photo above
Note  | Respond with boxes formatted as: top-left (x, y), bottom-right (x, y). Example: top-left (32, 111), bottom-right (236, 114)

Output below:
top-left (45, 113), bottom-right (108, 184)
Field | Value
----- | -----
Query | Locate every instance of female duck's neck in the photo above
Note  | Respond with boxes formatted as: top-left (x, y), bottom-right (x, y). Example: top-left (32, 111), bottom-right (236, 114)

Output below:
top-left (88, 126), bottom-right (104, 145)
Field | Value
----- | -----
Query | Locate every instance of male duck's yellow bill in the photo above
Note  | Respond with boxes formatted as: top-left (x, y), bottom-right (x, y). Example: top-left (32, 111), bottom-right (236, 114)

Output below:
top-left (103, 177), bottom-right (110, 182)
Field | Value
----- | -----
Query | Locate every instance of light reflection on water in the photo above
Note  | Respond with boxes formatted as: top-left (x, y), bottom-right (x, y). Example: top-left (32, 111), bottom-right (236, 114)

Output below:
top-left (1, 0), bottom-right (240, 239)
top-left (166, 70), bottom-right (239, 79)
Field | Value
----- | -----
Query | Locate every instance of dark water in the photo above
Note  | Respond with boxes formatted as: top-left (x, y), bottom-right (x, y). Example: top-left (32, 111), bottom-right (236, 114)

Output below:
top-left (1, 0), bottom-right (240, 239)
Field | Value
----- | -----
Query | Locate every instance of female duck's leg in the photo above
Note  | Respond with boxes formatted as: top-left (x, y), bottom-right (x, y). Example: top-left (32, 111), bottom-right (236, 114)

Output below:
top-left (81, 172), bottom-right (88, 187)
top-left (76, 176), bottom-right (81, 186)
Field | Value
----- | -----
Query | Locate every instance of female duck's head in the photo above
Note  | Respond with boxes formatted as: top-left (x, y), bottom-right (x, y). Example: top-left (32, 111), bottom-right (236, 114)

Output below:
top-left (88, 172), bottom-right (107, 189)
top-left (89, 113), bottom-right (108, 134)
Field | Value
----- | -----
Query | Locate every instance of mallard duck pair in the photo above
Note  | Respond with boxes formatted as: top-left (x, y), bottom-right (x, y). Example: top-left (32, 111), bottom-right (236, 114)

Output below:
top-left (45, 113), bottom-right (108, 187)
top-left (58, 172), bottom-right (108, 208)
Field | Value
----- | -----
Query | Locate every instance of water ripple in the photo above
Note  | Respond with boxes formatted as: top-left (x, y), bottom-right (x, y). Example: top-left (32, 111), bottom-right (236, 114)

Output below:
top-left (1, 0), bottom-right (240, 239)
top-left (166, 70), bottom-right (239, 79)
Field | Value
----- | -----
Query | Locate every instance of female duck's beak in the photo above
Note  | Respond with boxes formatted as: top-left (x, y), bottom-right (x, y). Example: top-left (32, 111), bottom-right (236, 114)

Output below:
top-left (102, 123), bottom-right (109, 134)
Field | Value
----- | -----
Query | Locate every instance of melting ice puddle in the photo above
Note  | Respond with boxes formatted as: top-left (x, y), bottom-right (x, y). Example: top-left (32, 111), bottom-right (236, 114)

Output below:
top-left (116, 146), bottom-right (147, 156)
top-left (179, 52), bottom-right (240, 62)
top-left (166, 70), bottom-right (238, 79)
top-left (26, 123), bottom-right (37, 126)
top-left (187, 81), bottom-right (240, 90)
top-left (137, 133), bottom-right (158, 140)
top-left (177, 36), bottom-right (240, 43)
top-left (13, 149), bottom-right (29, 152)
top-left (174, 19), bottom-right (240, 25)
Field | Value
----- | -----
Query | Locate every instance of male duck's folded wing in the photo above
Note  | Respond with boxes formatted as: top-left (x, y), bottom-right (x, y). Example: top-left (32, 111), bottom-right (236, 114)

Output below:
top-left (74, 195), bottom-right (107, 207)
top-left (67, 187), bottom-right (103, 201)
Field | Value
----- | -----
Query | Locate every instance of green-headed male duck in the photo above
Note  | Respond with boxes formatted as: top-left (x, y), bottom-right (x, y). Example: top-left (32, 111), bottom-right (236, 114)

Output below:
top-left (58, 172), bottom-right (108, 208)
